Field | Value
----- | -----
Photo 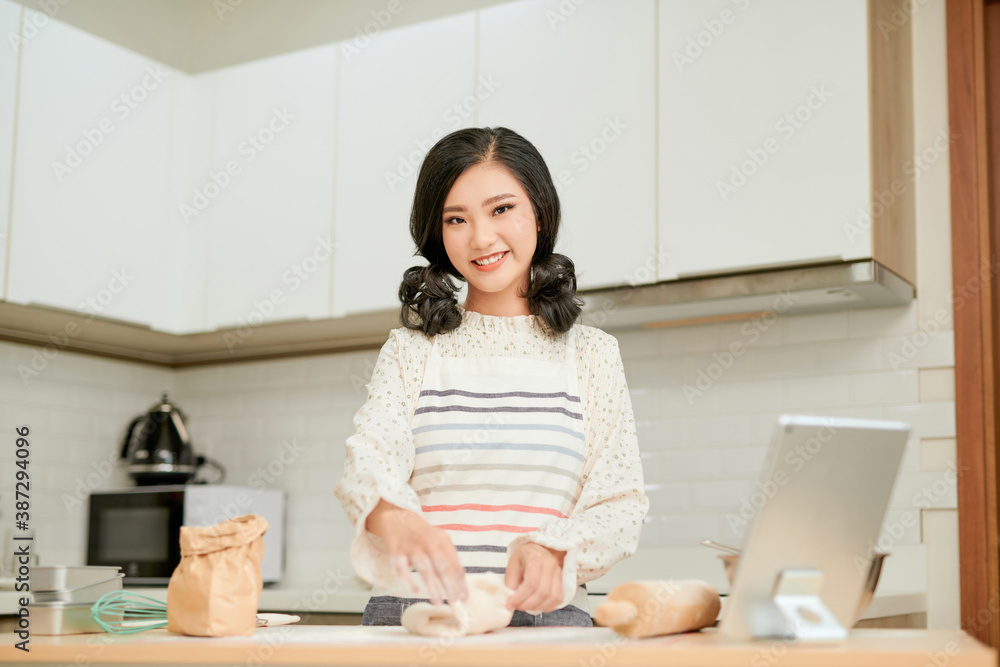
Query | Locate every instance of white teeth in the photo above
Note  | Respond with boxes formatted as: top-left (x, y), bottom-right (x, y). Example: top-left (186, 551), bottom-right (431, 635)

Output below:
top-left (473, 252), bottom-right (506, 266)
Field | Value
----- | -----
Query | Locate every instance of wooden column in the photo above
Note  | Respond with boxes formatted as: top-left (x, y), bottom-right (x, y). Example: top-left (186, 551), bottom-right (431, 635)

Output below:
top-left (947, 0), bottom-right (1000, 648)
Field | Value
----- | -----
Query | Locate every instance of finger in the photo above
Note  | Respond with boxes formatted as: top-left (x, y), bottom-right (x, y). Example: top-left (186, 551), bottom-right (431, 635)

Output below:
top-left (447, 546), bottom-right (469, 602)
top-left (514, 560), bottom-right (557, 613)
top-left (432, 557), bottom-right (464, 603)
top-left (506, 562), bottom-right (541, 611)
top-left (411, 554), bottom-right (445, 605)
top-left (393, 554), bottom-right (419, 594)
top-left (504, 556), bottom-right (525, 609)
top-left (422, 532), bottom-right (465, 603)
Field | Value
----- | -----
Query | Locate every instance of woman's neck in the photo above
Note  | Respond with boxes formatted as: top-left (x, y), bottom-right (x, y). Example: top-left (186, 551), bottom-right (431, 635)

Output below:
top-left (462, 292), bottom-right (532, 317)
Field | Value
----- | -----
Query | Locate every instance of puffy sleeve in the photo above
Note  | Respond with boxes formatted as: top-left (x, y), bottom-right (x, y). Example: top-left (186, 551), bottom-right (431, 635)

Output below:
top-left (333, 331), bottom-right (424, 588)
top-left (506, 331), bottom-right (649, 609)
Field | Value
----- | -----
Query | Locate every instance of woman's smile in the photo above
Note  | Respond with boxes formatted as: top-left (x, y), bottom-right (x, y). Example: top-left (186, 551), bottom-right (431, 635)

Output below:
top-left (471, 250), bottom-right (509, 270)
top-left (441, 162), bottom-right (539, 316)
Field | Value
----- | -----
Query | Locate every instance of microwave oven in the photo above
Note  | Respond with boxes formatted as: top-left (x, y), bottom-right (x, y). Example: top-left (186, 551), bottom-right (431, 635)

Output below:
top-left (87, 485), bottom-right (285, 585)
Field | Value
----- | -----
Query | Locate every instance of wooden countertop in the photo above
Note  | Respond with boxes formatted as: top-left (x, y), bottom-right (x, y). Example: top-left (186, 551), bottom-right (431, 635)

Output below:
top-left (1, 626), bottom-right (995, 667)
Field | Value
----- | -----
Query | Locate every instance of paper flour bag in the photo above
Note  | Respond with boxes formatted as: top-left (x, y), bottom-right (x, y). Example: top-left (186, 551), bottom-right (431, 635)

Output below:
top-left (167, 514), bottom-right (268, 636)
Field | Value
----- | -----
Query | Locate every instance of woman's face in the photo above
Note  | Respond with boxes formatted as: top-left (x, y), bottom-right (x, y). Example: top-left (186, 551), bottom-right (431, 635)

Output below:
top-left (441, 162), bottom-right (539, 316)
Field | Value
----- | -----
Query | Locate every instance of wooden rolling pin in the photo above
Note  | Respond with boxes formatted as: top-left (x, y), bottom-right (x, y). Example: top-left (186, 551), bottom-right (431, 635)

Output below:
top-left (593, 580), bottom-right (721, 638)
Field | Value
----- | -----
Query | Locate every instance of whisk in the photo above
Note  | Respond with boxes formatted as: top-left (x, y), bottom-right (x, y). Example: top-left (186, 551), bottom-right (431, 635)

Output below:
top-left (91, 591), bottom-right (168, 633)
top-left (90, 590), bottom-right (302, 634)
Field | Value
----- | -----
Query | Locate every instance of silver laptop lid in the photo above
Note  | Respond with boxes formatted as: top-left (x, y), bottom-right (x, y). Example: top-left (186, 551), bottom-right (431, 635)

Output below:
top-left (719, 414), bottom-right (909, 641)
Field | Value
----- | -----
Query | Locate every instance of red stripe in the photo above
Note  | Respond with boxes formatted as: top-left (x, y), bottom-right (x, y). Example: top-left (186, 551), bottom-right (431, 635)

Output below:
top-left (437, 524), bottom-right (537, 533)
top-left (421, 503), bottom-right (567, 518)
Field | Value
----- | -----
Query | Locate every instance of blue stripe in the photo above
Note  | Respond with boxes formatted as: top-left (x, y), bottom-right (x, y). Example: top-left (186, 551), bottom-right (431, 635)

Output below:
top-left (414, 442), bottom-right (585, 463)
top-left (412, 423), bottom-right (584, 441)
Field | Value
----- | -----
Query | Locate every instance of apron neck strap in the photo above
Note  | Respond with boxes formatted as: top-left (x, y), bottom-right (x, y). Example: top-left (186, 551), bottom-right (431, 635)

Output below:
top-left (564, 324), bottom-right (577, 363)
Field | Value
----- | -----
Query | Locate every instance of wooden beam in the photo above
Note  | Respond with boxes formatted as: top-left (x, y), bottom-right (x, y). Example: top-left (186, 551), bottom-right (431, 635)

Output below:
top-left (946, 0), bottom-right (1000, 647)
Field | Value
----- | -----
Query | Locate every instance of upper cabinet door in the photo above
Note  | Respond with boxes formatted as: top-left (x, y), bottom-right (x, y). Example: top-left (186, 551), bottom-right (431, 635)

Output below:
top-left (657, 0), bottom-right (871, 280)
top-left (477, 0), bottom-right (658, 290)
top-left (332, 12), bottom-right (477, 318)
top-left (0, 0), bottom-right (20, 301)
top-left (7, 11), bottom-right (175, 329)
top-left (199, 45), bottom-right (337, 332)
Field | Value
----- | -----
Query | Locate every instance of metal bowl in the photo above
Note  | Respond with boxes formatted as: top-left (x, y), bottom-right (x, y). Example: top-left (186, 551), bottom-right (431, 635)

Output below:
top-left (719, 552), bottom-right (888, 626)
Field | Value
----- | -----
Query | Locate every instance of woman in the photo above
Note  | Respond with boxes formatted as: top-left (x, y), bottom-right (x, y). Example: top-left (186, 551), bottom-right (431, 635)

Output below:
top-left (334, 127), bottom-right (648, 627)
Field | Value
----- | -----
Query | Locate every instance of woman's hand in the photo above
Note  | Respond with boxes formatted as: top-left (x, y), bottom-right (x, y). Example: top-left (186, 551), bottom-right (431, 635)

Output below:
top-left (365, 499), bottom-right (467, 605)
top-left (504, 542), bottom-right (566, 613)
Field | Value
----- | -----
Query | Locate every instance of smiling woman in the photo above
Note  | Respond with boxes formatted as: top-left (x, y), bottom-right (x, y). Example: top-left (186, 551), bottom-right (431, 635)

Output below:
top-left (334, 126), bottom-right (649, 631)
top-left (399, 127), bottom-right (582, 335)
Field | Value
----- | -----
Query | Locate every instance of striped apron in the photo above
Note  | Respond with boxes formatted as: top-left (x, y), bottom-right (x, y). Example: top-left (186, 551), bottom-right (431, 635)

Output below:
top-left (362, 324), bottom-right (591, 626)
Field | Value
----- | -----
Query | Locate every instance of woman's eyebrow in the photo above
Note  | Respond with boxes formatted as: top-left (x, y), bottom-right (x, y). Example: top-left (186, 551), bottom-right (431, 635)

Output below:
top-left (442, 193), bottom-right (517, 214)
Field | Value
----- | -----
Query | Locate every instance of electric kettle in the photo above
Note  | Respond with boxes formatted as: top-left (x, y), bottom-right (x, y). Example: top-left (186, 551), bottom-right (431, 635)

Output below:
top-left (120, 393), bottom-right (198, 485)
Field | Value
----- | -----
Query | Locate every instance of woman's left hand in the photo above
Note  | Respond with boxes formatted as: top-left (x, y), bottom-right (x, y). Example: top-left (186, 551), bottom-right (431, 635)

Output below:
top-left (504, 542), bottom-right (566, 613)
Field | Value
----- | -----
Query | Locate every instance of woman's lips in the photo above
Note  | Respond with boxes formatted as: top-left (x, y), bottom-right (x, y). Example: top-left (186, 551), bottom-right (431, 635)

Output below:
top-left (471, 251), bottom-right (508, 272)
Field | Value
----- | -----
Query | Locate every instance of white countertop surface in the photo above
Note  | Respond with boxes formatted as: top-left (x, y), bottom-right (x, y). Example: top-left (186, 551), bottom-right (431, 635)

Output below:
top-left (0, 582), bottom-right (925, 622)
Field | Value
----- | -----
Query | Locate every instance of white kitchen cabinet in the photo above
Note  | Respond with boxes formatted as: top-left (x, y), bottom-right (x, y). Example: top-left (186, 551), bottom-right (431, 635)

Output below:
top-left (7, 10), bottom-right (175, 329)
top-left (0, 0), bottom-right (21, 301)
top-left (332, 12), bottom-right (477, 317)
top-left (477, 0), bottom-right (658, 291)
top-left (161, 72), bottom-right (215, 334)
top-left (657, 0), bottom-right (873, 279)
top-left (198, 45), bottom-right (337, 332)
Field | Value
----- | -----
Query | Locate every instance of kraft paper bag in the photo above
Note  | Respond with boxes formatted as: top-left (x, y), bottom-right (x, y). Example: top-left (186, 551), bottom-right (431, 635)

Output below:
top-left (167, 514), bottom-right (268, 637)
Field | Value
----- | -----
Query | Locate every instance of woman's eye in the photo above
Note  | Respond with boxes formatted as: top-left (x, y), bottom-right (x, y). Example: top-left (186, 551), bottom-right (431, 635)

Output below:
top-left (494, 204), bottom-right (514, 215)
top-left (443, 217), bottom-right (464, 225)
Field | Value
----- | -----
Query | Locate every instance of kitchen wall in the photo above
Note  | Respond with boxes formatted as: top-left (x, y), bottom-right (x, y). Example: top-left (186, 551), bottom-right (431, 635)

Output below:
top-left (0, 346), bottom-right (174, 561)
top-left (0, 0), bottom-right (957, 628)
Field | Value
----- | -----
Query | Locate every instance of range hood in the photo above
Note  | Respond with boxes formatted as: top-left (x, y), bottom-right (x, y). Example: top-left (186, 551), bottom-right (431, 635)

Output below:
top-left (0, 260), bottom-right (912, 367)
top-left (576, 260), bottom-right (913, 330)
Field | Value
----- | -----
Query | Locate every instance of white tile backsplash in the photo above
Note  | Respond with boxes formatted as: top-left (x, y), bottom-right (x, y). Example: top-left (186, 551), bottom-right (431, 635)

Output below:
top-left (849, 369), bottom-right (920, 406)
top-left (0, 300), bottom-right (957, 595)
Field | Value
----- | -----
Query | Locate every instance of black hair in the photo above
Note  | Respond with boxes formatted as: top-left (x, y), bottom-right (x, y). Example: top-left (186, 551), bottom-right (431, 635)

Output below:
top-left (399, 127), bottom-right (583, 336)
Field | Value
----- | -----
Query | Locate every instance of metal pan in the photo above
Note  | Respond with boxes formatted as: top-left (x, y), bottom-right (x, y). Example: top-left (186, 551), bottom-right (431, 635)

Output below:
top-left (28, 602), bottom-right (120, 635)
top-left (31, 566), bottom-right (122, 592)
top-left (32, 574), bottom-right (123, 604)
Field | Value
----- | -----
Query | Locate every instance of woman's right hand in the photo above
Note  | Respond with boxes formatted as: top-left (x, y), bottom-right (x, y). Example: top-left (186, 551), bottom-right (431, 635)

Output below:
top-left (365, 499), bottom-right (468, 605)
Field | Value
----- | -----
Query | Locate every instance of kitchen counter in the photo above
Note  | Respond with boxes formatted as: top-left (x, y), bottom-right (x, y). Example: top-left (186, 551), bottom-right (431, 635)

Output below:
top-left (0, 587), bottom-right (926, 623)
top-left (0, 626), bottom-right (994, 667)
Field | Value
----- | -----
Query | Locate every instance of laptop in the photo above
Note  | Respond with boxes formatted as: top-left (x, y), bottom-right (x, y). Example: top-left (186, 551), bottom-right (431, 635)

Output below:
top-left (718, 414), bottom-right (910, 641)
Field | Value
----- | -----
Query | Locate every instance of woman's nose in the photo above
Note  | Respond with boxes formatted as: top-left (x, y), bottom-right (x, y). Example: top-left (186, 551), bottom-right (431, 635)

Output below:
top-left (470, 220), bottom-right (497, 249)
